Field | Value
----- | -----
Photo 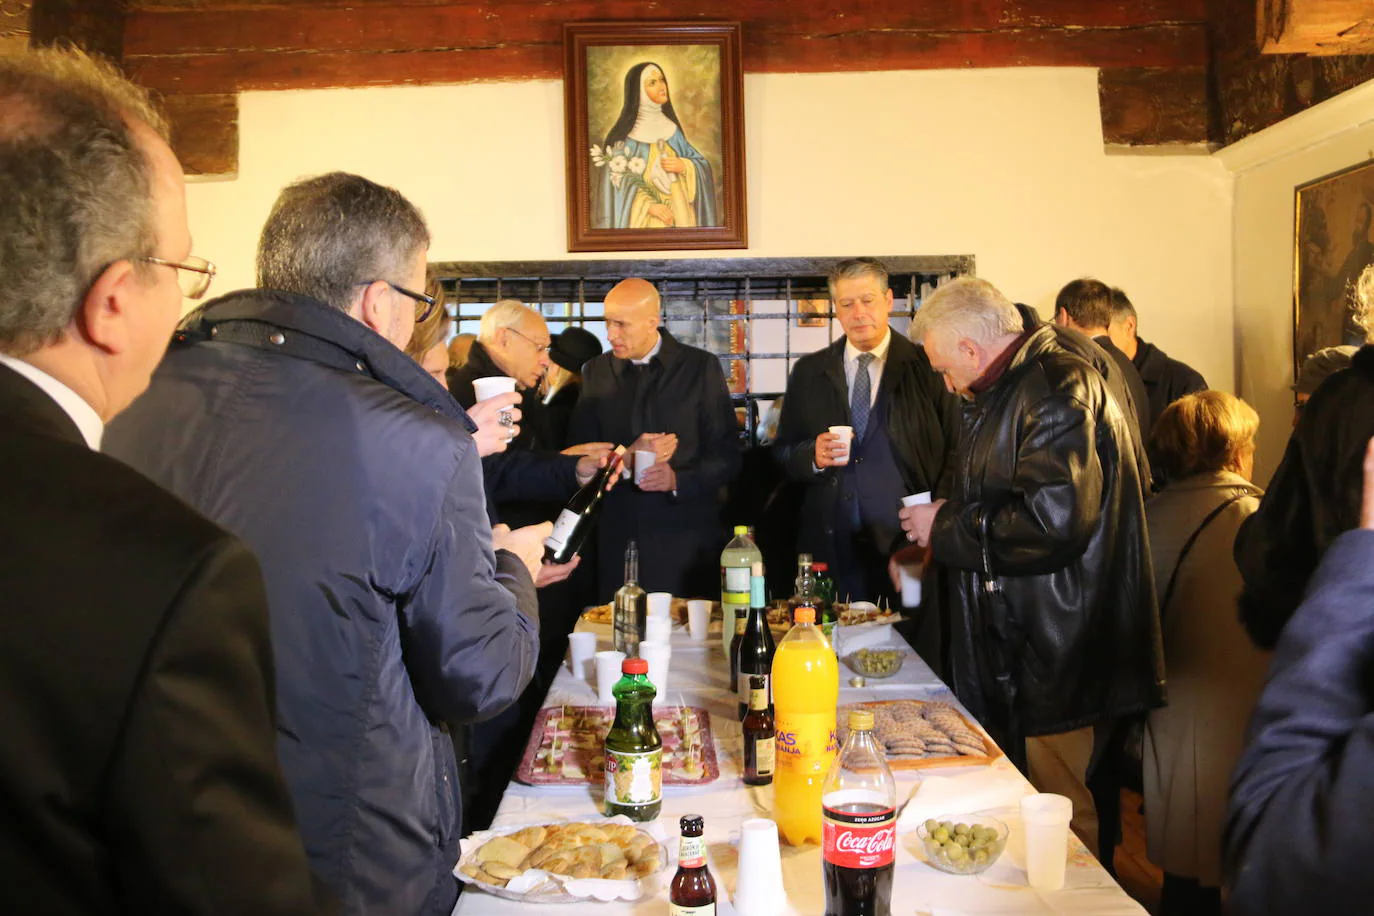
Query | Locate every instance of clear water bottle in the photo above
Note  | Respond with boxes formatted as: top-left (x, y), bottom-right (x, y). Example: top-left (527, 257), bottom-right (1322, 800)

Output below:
top-left (719, 525), bottom-right (762, 656)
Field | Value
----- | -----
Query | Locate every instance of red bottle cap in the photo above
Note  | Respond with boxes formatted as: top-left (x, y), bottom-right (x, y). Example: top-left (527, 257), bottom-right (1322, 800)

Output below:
top-left (622, 657), bottom-right (649, 674)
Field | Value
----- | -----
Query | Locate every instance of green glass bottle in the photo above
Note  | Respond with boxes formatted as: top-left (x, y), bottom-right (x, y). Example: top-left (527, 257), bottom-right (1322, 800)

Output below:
top-left (603, 656), bottom-right (663, 821)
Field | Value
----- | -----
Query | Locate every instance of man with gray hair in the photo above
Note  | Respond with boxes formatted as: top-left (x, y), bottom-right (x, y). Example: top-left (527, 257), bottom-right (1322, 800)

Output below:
top-left (898, 276), bottom-right (1163, 859)
top-left (0, 49), bottom-right (323, 913)
top-left (106, 172), bottom-right (544, 915)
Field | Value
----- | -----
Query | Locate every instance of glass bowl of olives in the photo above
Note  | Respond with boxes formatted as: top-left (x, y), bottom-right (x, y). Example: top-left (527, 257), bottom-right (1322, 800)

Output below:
top-left (844, 648), bottom-right (906, 679)
top-left (916, 814), bottom-right (1008, 875)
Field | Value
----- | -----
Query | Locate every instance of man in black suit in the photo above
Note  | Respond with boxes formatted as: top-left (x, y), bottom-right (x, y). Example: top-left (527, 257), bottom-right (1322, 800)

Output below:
top-left (0, 50), bottom-right (321, 914)
top-left (773, 258), bottom-right (961, 607)
top-left (570, 277), bottom-right (741, 600)
top-left (1054, 278), bottom-right (1151, 450)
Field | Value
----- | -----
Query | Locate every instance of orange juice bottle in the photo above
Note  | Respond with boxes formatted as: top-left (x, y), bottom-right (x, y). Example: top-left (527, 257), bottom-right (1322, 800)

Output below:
top-left (771, 606), bottom-right (839, 845)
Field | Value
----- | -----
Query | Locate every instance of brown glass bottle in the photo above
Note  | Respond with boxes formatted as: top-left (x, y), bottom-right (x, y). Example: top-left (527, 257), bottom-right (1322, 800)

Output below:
top-left (669, 814), bottom-right (716, 915)
top-left (742, 674), bottom-right (776, 786)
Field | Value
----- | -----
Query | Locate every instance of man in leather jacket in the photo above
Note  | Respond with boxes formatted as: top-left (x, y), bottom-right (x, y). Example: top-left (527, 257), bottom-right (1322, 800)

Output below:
top-left (899, 277), bottom-right (1164, 859)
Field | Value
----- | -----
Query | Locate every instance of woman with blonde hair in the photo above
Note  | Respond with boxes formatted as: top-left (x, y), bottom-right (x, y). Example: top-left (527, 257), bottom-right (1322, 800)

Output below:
top-left (403, 276), bottom-right (452, 390)
top-left (1143, 390), bottom-right (1267, 916)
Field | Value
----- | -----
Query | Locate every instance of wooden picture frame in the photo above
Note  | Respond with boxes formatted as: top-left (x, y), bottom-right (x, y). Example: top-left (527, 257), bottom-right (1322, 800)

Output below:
top-left (1293, 157), bottom-right (1374, 378)
top-left (563, 22), bottom-right (748, 252)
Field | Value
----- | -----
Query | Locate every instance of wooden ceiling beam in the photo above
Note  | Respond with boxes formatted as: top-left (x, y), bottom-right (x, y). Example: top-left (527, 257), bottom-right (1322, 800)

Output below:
top-left (1258, 0), bottom-right (1374, 55)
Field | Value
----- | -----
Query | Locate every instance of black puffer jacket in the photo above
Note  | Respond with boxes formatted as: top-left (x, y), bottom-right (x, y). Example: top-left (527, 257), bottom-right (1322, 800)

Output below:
top-left (1234, 343), bottom-right (1374, 649)
top-left (929, 324), bottom-right (1165, 741)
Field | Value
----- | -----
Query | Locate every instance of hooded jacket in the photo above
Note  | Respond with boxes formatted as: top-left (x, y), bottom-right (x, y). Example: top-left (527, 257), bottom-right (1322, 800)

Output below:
top-left (105, 290), bottom-right (538, 916)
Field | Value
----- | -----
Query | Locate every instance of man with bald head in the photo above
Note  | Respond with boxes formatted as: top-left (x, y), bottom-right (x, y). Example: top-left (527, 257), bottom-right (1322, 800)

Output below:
top-left (570, 278), bottom-right (741, 599)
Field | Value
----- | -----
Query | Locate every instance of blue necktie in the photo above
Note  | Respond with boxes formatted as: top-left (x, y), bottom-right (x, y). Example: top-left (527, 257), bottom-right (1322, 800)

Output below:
top-left (851, 352), bottom-right (875, 440)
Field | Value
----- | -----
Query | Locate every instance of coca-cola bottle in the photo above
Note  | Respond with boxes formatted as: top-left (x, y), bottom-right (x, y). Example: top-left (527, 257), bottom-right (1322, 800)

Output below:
top-left (822, 708), bottom-right (896, 916)
top-left (669, 813), bottom-right (716, 914)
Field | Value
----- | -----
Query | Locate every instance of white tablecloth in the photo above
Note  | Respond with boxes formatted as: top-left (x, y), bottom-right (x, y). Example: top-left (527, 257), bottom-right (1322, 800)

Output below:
top-left (453, 622), bottom-right (1145, 916)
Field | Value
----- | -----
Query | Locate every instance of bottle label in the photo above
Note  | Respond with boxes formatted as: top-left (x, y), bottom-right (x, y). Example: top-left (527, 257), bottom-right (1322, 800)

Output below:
top-left (749, 684), bottom-right (769, 711)
top-left (604, 747), bottom-right (661, 806)
top-left (669, 905), bottom-right (715, 916)
top-left (822, 803), bottom-right (896, 869)
top-left (734, 616), bottom-right (747, 635)
top-left (739, 674), bottom-right (770, 712)
top-left (723, 566), bottom-right (750, 593)
top-left (545, 508), bottom-right (579, 550)
top-left (751, 736), bottom-right (775, 776)
top-left (774, 712), bottom-right (838, 774)
top-left (677, 835), bottom-right (707, 868)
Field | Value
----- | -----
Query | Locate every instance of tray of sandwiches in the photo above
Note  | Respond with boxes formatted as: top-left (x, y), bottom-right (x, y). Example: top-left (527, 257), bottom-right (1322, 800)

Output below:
top-left (516, 704), bottom-right (719, 787)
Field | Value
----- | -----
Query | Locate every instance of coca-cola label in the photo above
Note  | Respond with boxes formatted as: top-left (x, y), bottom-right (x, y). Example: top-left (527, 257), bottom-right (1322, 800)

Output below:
top-left (822, 804), bottom-right (896, 869)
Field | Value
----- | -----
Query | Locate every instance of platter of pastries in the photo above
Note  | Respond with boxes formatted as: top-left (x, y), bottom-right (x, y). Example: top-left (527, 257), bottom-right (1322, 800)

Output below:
top-left (837, 700), bottom-right (1000, 769)
top-left (456, 819), bottom-right (666, 902)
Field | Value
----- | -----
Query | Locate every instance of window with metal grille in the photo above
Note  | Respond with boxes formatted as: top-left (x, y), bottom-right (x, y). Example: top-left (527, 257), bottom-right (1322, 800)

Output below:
top-left (431, 255), bottom-right (973, 444)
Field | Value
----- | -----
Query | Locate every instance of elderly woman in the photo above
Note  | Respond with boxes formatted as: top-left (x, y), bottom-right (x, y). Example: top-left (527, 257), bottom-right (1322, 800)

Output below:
top-left (1143, 390), bottom-right (1268, 916)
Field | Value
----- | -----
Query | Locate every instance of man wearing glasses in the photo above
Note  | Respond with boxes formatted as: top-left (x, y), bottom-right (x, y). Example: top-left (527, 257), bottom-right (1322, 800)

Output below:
top-left (106, 171), bottom-right (545, 915)
top-left (0, 50), bottom-right (324, 913)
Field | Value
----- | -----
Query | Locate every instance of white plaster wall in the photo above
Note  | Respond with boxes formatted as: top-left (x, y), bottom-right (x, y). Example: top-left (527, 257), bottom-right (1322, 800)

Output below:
top-left (1220, 81), bottom-right (1374, 483)
top-left (185, 66), bottom-right (1233, 395)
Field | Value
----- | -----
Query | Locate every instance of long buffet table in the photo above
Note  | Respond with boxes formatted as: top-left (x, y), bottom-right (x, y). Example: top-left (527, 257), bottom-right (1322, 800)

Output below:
top-left (453, 619), bottom-right (1145, 915)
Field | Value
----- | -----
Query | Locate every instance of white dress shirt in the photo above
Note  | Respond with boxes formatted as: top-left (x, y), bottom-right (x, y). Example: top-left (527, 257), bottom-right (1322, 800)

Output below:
top-left (843, 328), bottom-right (891, 407)
top-left (0, 353), bottom-right (104, 450)
top-left (631, 332), bottom-right (664, 365)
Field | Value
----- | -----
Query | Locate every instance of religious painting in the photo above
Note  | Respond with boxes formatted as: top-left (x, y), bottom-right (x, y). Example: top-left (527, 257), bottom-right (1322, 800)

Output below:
top-left (564, 22), bottom-right (747, 252)
top-left (796, 298), bottom-right (830, 328)
top-left (1294, 158), bottom-right (1374, 376)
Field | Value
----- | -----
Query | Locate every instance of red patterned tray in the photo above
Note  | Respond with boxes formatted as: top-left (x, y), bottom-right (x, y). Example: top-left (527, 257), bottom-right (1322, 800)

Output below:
top-left (516, 705), bottom-right (719, 787)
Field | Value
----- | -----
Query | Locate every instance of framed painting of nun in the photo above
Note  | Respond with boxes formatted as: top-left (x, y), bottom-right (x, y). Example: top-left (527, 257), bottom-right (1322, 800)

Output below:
top-left (564, 22), bottom-right (748, 252)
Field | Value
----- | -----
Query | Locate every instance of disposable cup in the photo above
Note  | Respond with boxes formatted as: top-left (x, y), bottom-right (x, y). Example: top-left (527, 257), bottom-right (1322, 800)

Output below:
top-left (645, 615), bottom-right (672, 644)
top-left (686, 599), bottom-right (711, 641)
top-left (734, 818), bottom-right (787, 916)
top-left (1021, 793), bottom-right (1073, 890)
top-left (646, 592), bottom-right (673, 619)
top-left (567, 631), bottom-right (597, 681)
top-left (828, 425), bottom-right (854, 465)
top-left (595, 650), bottom-right (625, 705)
top-left (633, 449), bottom-right (656, 486)
top-left (901, 491), bottom-right (932, 508)
top-left (472, 376), bottom-right (519, 429)
top-left (638, 640), bottom-right (671, 706)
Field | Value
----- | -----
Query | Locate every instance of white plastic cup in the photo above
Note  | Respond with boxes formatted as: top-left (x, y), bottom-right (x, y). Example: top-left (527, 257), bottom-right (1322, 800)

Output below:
top-left (901, 491), bottom-right (933, 508)
top-left (686, 599), bottom-right (711, 641)
top-left (638, 639), bottom-right (671, 707)
top-left (734, 818), bottom-right (788, 916)
top-left (646, 592), bottom-right (673, 619)
top-left (828, 425), bottom-right (854, 465)
top-left (645, 615), bottom-right (672, 644)
top-left (567, 631), bottom-right (597, 681)
top-left (1021, 793), bottom-right (1073, 890)
top-left (633, 449), bottom-right (656, 486)
top-left (595, 650), bottom-right (625, 705)
top-left (472, 376), bottom-right (519, 429)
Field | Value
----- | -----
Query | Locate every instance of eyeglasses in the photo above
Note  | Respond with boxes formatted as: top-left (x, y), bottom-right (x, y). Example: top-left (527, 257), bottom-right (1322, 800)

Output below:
top-left (141, 255), bottom-right (216, 299)
top-left (507, 326), bottom-right (552, 354)
top-left (388, 282), bottom-right (440, 323)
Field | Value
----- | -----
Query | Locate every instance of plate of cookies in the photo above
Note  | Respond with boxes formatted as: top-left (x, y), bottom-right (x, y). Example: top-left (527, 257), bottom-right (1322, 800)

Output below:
top-left (836, 700), bottom-right (1002, 770)
top-left (456, 818), bottom-right (668, 902)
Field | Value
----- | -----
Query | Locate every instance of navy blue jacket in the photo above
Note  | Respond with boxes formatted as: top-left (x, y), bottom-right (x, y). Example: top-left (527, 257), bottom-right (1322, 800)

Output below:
top-left (1225, 528), bottom-right (1374, 914)
top-left (105, 291), bottom-right (538, 916)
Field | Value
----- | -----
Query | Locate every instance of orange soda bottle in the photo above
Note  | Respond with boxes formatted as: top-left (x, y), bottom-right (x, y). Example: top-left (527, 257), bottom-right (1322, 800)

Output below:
top-left (770, 605), bottom-right (840, 845)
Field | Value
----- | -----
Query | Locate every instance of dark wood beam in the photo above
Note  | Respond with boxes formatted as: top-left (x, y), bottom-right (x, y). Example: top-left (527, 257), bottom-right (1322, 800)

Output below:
top-left (0, 0), bottom-right (33, 57)
top-left (161, 92), bottom-right (237, 176)
top-left (29, 0), bottom-right (123, 60)
top-left (122, 0), bottom-right (1208, 94)
top-left (1099, 66), bottom-right (1211, 145)
top-left (1259, 0), bottom-right (1374, 55)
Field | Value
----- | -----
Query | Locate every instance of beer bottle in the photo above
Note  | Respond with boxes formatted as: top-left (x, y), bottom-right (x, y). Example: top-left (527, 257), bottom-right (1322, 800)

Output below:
top-left (742, 674), bottom-right (775, 786)
top-left (669, 814), bottom-right (716, 914)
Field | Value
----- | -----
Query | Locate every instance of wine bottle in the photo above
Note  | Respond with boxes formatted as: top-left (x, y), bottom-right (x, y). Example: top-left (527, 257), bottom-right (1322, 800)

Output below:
top-left (614, 541), bottom-right (646, 657)
top-left (737, 561), bottom-right (776, 720)
top-left (543, 445), bottom-right (626, 563)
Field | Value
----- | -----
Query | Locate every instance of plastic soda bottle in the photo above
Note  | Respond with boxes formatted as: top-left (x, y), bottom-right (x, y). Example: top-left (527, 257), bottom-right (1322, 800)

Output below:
top-left (771, 606), bottom-right (839, 846)
top-left (721, 525), bottom-right (763, 656)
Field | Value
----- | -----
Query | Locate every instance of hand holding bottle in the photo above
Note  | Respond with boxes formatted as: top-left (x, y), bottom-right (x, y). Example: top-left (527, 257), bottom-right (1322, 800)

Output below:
top-left (492, 521), bottom-right (553, 582)
top-left (535, 554), bottom-right (580, 588)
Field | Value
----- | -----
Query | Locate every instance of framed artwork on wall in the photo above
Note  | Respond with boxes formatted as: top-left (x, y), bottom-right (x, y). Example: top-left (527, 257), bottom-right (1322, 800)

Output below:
top-left (563, 22), bottom-right (748, 252)
top-left (1293, 157), bottom-right (1374, 376)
